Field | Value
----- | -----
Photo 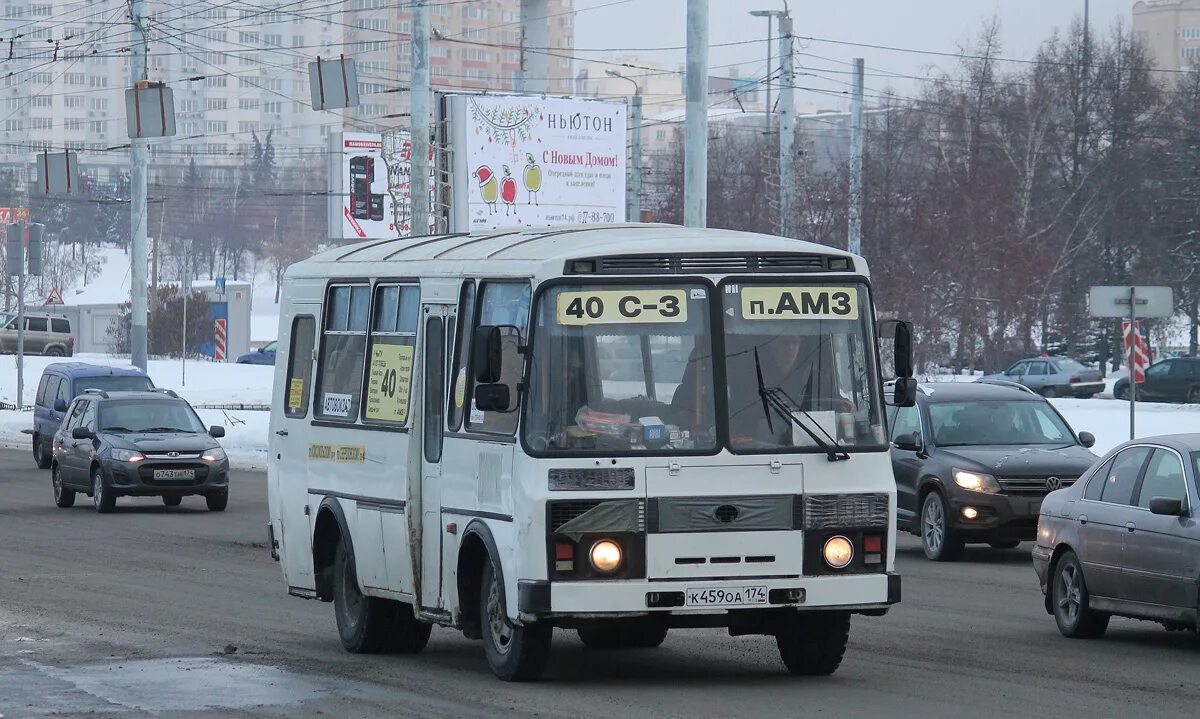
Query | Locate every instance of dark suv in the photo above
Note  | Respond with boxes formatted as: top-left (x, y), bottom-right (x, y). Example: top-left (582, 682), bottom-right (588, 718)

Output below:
top-left (888, 381), bottom-right (1099, 560)
top-left (50, 389), bottom-right (230, 513)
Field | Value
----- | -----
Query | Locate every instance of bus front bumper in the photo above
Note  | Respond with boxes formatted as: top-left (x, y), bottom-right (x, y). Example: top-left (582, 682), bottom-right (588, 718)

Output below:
top-left (518, 572), bottom-right (899, 619)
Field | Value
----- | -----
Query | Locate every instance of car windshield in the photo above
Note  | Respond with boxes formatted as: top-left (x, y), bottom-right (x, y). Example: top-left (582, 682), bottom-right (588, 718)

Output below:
top-left (263, 341), bottom-right (277, 352)
top-left (98, 400), bottom-right (207, 434)
top-left (929, 400), bottom-right (1075, 446)
top-left (75, 375), bottom-right (153, 395)
top-left (721, 282), bottom-right (885, 453)
top-left (524, 282), bottom-right (718, 454)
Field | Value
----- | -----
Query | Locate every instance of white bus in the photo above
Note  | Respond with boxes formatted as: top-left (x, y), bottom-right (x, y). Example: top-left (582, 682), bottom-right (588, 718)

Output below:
top-left (267, 224), bottom-right (915, 681)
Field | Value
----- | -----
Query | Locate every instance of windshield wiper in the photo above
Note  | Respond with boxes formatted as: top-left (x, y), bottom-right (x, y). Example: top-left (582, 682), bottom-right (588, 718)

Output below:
top-left (140, 427), bottom-right (189, 433)
top-left (100, 426), bottom-right (132, 433)
top-left (754, 348), bottom-right (849, 462)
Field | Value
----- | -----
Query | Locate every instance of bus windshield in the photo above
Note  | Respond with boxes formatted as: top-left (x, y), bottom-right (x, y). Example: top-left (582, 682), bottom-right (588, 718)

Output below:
top-left (524, 282), bottom-right (718, 454)
top-left (721, 281), bottom-right (886, 453)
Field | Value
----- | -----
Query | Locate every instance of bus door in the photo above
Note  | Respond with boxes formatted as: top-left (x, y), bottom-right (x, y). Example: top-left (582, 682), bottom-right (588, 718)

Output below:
top-left (417, 302), bottom-right (454, 611)
top-left (274, 311), bottom-right (319, 590)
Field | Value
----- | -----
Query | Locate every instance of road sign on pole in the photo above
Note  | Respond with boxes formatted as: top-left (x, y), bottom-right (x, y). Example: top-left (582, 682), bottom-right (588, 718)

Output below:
top-left (44, 288), bottom-right (64, 306)
top-left (214, 319), bottom-right (227, 362)
top-left (1122, 321), bottom-right (1149, 383)
top-left (1090, 286), bottom-right (1173, 440)
top-left (215, 276), bottom-right (226, 295)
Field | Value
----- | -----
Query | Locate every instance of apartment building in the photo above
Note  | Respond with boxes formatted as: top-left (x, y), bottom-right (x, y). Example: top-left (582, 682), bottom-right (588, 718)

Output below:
top-left (0, 0), bottom-right (577, 186)
top-left (1133, 0), bottom-right (1200, 72)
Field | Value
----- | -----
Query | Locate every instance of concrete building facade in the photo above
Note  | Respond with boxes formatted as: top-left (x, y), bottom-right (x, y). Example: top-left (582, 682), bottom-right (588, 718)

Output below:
top-left (1133, 0), bottom-right (1200, 72)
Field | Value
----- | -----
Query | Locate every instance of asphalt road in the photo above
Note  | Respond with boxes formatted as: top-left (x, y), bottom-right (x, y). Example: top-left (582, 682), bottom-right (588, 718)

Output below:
top-left (1, 448), bottom-right (1196, 718)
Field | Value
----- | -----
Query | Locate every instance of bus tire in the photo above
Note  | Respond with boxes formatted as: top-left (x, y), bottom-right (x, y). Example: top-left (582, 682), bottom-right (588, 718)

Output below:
top-left (776, 611), bottom-right (850, 676)
top-left (480, 559), bottom-right (550, 681)
top-left (389, 607), bottom-right (433, 654)
top-left (332, 538), bottom-right (397, 654)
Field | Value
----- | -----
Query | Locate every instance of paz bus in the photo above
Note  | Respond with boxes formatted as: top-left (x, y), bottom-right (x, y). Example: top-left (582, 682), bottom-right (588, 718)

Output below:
top-left (266, 224), bottom-right (916, 681)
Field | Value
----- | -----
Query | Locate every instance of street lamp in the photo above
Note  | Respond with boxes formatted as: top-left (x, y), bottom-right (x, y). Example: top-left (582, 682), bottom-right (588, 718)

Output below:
top-left (607, 69), bottom-right (643, 222)
top-left (750, 8), bottom-right (788, 135)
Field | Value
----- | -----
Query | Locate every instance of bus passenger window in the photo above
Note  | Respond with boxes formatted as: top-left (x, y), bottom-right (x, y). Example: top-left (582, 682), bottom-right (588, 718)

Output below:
top-left (466, 281), bottom-right (530, 435)
top-left (448, 281), bottom-right (476, 431)
top-left (363, 285), bottom-right (419, 425)
top-left (284, 316), bottom-right (316, 418)
top-left (316, 284), bottom-right (370, 421)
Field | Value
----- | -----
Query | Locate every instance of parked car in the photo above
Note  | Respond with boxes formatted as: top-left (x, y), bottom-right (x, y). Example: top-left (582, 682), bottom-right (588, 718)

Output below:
top-left (888, 381), bottom-right (1099, 561)
top-left (50, 389), bottom-right (229, 513)
top-left (1113, 357), bottom-right (1200, 403)
top-left (0, 312), bottom-right (73, 356)
top-left (980, 356), bottom-right (1104, 398)
top-left (236, 340), bottom-right (277, 365)
top-left (32, 363), bottom-right (154, 469)
top-left (1033, 434), bottom-right (1200, 638)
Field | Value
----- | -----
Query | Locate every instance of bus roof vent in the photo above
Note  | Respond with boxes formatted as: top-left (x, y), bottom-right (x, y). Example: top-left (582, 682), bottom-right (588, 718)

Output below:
top-left (570, 253), bottom-right (846, 275)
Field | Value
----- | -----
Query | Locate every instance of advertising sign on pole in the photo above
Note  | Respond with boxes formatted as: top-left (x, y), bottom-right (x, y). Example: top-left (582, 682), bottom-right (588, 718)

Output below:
top-left (381, 129), bottom-right (438, 237)
top-left (327, 132), bottom-right (396, 241)
top-left (447, 95), bottom-right (627, 232)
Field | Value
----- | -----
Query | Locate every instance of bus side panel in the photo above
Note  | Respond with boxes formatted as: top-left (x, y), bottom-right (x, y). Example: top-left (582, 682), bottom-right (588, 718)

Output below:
top-left (441, 439), bottom-right (518, 616)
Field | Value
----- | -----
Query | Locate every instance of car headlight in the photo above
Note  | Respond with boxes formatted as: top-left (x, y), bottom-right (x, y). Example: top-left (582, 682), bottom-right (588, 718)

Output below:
top-left (823, 535), bottom-right (855, 569)
top-left (953, 469), bottom-right (1001, 494)
top-left (588, 539), bottom-right (622, 573)
top-left (202, 447), bottom-right (227, 462)
top-left (110, 449), bottom-right (145, 463)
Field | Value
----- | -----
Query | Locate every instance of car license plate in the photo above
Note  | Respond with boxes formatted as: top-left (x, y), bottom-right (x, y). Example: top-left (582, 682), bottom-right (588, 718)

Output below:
top-left (153, 469), bottom-right (195, 480)
top-left (684, 585), bottom-right (768, 607)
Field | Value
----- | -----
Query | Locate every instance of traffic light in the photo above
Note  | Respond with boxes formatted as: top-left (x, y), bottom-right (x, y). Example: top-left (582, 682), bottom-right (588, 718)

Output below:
top-left (5, 223), bottom-right (21, 277)
top-left (27, 223), bottom-right (43, 276)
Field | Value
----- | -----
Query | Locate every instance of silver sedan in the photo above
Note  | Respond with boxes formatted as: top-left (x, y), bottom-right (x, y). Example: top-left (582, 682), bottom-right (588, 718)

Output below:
top-left (1033, 434), bottom-right (1200, 638)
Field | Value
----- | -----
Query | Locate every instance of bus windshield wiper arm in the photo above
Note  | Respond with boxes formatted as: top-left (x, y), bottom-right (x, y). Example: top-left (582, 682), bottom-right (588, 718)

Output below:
top-left (754, 347), bottom-right (847, 461)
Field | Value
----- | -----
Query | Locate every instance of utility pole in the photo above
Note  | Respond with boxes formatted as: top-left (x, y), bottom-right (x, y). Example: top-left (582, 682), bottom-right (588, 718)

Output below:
top-left (749, 9), bottom-right (784, 135)
top-left (607, 70), bottom-right (642, 222)
top-left (777, 14), bottom-right (795, 238)
top-left (684, 0), bottom-right (708, 228)
top-left (847, 57), bottom-right (864, 255)
top-left (129, 0), bottom-right (149, 371)
top-left (411, 0), bottom-right (431, 236)
top-left (518, 0), bottom-right (549, 93)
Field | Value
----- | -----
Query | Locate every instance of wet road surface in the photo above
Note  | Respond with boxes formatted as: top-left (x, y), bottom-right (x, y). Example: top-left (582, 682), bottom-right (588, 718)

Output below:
top-left (0, 449), bottom-right (1196, 718)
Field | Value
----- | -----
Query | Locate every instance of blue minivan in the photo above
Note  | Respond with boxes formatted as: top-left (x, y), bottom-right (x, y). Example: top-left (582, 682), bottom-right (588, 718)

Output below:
top-left (32, 363), bottom-right (154, 468)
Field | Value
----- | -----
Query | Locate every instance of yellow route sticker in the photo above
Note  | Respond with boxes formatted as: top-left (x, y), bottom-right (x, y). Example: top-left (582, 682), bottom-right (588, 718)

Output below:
top-left (308, 443), bottom-right (366, 463)
top-left (740, 286), bottom-right (859, 321)
top-left (365, 343), bottom-right (414, 423)
top-left (287, 378), bottom-right (304, 410)
top-left (556, 289), bottom-right (687, 326)
top-left (454, 367), bottom-right (467, 409)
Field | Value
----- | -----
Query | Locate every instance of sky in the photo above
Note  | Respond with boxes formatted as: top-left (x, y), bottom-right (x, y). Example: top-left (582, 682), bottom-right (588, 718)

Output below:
top-left (574, 0), bottom-right (1134, 111)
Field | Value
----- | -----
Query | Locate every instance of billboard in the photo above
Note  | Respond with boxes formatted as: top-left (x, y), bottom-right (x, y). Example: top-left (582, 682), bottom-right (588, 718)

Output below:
top-left (448, 95), bottom-right (627, 232)
top-left (381, 129), bottom-right (438, 237)
top-left (328, 132), bottom-right (396, 241)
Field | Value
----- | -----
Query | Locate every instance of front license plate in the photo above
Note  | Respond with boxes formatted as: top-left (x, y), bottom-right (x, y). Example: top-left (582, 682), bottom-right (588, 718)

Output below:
top-left (685, 585), bottom-right (768, 607)
top-left (153, 469), bottom-right (195, 480)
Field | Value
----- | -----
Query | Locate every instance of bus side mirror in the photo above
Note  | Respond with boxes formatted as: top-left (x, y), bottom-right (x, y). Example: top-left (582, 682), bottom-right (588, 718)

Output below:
top-left (894, 320), bottom-right (914, 378)
top-left (892, 378), bottom-right (917, 408)
top-left (474, 384), bottom-right (511, 412)
top-left (473, 325), bottom-right (503, 383)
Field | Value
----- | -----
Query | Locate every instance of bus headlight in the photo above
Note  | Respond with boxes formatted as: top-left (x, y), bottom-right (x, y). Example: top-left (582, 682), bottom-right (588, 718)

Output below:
top-left (822, 535), bottom-right (854, 569)
top-left (589, 539), bottom-right (623, 573)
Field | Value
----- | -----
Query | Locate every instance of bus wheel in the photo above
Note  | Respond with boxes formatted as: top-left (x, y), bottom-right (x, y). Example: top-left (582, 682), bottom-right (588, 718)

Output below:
top-left (333, 539), bottom-right (399, 653)
top-left (480, 559), bottom-right (550, 681)
top-left (776, 611), bottom-right (850, 676)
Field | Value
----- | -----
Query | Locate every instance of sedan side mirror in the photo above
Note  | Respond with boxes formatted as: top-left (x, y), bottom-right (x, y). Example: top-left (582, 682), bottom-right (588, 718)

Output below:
top-left (209, 425), bottom-right (225, 438)
top-left (1149, 496), bottom-right (1185, 517)
top-left (53, 398), bottom-right (67, 413)
top-left (893, 431), bottom-right (922, 453)
top-left (1077, 431), bottom-right (1095, 449)
top-left (71, 426), bottom-right (93, 440)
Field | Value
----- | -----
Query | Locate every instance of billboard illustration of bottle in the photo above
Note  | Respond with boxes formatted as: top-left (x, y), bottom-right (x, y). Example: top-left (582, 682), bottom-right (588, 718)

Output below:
top-left (449, 95), bottom-right (628, 232)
